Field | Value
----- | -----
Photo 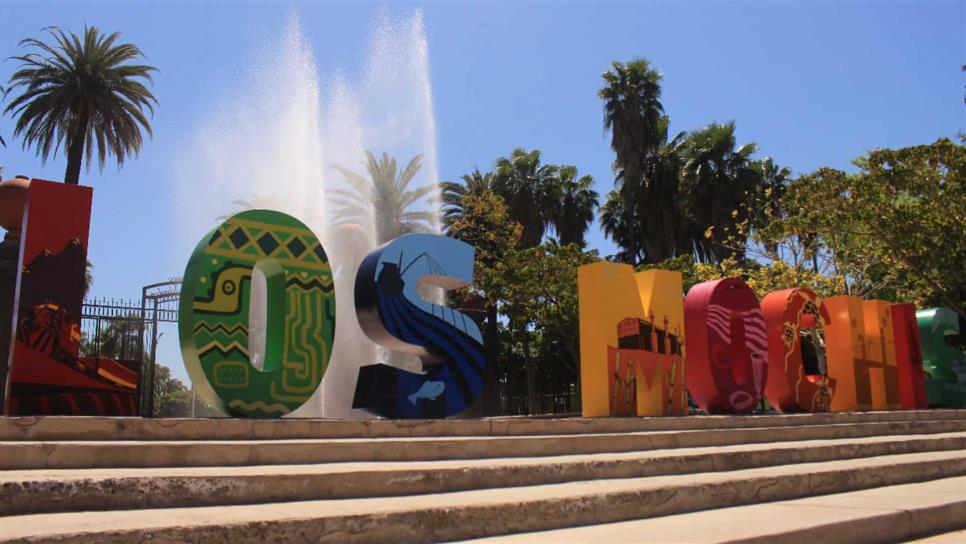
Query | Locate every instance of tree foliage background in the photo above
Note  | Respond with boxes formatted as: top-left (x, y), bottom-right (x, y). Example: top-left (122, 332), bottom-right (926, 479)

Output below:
top-left (440, 57), bottom-right (965, 415)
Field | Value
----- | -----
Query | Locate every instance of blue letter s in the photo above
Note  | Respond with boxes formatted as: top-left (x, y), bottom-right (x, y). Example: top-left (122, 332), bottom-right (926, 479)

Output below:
top-left (353, 234), bottom-right (484, 418)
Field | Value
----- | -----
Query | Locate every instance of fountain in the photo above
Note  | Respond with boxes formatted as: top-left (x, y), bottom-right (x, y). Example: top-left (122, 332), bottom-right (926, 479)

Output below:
top-left (175, 9), bottom-right (442, 418)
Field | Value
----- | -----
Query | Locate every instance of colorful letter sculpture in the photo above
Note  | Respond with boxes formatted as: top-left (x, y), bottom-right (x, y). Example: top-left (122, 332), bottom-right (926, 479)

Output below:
top-left (891, 304), bottom-right (928, 410)
top-left (861, 300), bottom-right (900, 410)
top-left (684, 278), bottom-right (767, 414)
top-left (823, 296), bottom-right (900, 411)
top-left (578, 262), bottom-right (687, 417)
top-left (761, 288), bottom-right (833, 413)
top-left (917, 308), bottom-right (966, 407)
top-left (2, 179), bottom-right (139, 415)
top-left (578, 256), bottom-right (960, 417)
top-left (178, 210), bottom-right (335, 417)
top-left (352, 234), bottom-right (484, 418)
top-left (823, 296), bottom-right (864, 412)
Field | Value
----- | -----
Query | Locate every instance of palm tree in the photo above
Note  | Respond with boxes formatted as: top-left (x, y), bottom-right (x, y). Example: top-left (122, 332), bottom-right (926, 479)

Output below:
top-left (679, 121), bottom-right (761, 262)
top-left (600, 188), bottom-right (642, 263)
top-left (492, 148), bottom-right (562, 248)
top-left (599, 58), bottom-right (666, 263)
top-left (552, 166), bottom-right (598, 246)
top-left (603, 116), bottom-right (691, 264)
top-left (745, 157), bottom-right (793, 259)
top-left (749, 158), bottom-right (790, 229)
top-left (330, 150), bottom-right (437, 244)
top-left (639, 117), bottom-right (691, 262)
top-left (440, 168), bottom-right (493, 232)
top-left (4, 26), bottom-right (158, 185)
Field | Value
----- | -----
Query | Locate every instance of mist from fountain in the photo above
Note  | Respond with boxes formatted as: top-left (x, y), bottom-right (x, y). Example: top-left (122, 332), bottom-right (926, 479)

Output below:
top-left (175, 9), bottom-right (441, 418)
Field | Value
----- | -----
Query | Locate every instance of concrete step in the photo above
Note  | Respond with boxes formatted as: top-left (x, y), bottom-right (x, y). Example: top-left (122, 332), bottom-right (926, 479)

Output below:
top-left (2, 450), bottom-right (964, 543)
top-left (3, 409), bottom-right (965, 441)
top-left (906, 528), bottom-right (966, 543)
top-left (463, 475), bottom-right (966, 544)
top-left (5, 432), bottom-right (965, 516)
top-left (5, 419), bottom-right (966, 470)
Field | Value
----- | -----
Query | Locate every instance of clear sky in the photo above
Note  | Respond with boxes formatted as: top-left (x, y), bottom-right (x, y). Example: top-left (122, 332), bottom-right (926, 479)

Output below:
top-left (0, 1), bottom-right (963, 384)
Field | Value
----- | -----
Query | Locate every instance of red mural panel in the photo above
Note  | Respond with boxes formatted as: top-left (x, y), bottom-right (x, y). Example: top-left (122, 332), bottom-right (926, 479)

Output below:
top-left (5, 179), bottom-right (137, 416)
top-left (761, 288), bottom-right (834, 413)
top-left (684, 278), bottom-right (767, 414)
top-left (891, 303), bottom-right (928, 410)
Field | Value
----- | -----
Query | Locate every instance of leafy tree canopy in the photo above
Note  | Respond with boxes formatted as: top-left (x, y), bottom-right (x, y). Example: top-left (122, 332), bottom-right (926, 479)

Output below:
top-left (783, 138), bottom-right (965, 318)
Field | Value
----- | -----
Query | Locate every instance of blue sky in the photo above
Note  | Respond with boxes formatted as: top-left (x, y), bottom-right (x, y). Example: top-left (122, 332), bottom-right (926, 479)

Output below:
top-left (1, 1), bottom-right (963, 383)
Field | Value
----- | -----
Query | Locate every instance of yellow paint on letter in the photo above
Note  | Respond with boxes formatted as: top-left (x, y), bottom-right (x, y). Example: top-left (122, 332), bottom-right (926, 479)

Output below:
top-left (578, 262), bottom-right (684, 417)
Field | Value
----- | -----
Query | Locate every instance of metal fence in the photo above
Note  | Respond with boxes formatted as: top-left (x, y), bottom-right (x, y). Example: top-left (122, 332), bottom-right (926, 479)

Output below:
top-left (494, 364), bottom-right (580, 416)
top-left (80, 279), bottom-right (181, 417)
top-left (80, 298), bottom-right (144, 361)
top-left (497, 385), bottom-right (579, 416)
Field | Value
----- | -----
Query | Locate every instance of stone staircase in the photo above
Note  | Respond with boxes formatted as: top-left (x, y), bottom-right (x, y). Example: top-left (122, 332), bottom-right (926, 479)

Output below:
top-left (1, 410), bottom-right (965, 543)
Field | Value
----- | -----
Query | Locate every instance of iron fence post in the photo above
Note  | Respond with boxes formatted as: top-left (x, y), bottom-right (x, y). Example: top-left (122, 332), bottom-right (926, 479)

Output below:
top-left (137, 286), bottom-right (148, 417)
top-left (147, 297), bottom-right (160, 417)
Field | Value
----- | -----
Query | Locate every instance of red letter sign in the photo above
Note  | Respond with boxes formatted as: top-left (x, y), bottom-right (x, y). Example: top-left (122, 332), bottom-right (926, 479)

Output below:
top-left (685, 278), bottom-right (767, 414)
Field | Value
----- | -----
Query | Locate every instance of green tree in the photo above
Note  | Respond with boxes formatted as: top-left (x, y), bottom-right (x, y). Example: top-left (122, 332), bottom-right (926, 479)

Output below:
top-left (678, 121), bottom-right (761, 262)
top-left (600, 187), bottom-right (641, 263)
top-left (748, 158), bottom-right (791, 232)
top-left (330, 150), bottom-right (437, 244)
top-left (444, 163), bottom-right (599, 414)
top-left (603, 117), bottom-right (694, 264)
top-left (784, 139), bottom-right (966, 318)
top-left (492, 148), bottom-right (562, 248)
top-left (599, 59), bottom-right (667, 263)
top-left (441, 162), bottom-right (629, 414)
top-left (4, 26), bottom-right (158, 185)
top-left (153, 363), bottom-right (192, 418)
top-left (499, 243), bottom-right (598, 414)
top-left (81, 315), bottom-right (140, 360)
top-left (598, 61), bottom-right (769, 266)
top-left (445, 190), bottom-right (521, 415)
top-left (440, 168), bottom-right (493, 229)
top-left (643, 253), bottom-right (844, 302)
top-left (552, 166), bottom-right (598, 247)
top-left (445, 190), bottom-right (522, 309)
top-left (640, 119), bottom-right (691, 263)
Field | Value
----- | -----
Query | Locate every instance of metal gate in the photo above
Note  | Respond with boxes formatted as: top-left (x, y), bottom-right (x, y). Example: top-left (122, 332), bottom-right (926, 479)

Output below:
top-left (80, 279), bottom-right (181, 417)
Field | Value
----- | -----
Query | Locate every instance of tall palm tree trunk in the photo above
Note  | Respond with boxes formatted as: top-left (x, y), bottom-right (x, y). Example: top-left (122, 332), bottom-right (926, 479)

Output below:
top-left (64, 112), bottom-right (89, 185)
top-left (628, 210), bottom-right (641, 265)
top-left (623, 176), bottom-right (642, 265)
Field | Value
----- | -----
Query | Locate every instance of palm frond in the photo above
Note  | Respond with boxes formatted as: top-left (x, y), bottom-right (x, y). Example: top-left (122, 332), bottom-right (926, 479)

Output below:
top-left (400, 184), bottom-right (438, 207)
top-left (396, 154), bottom-right (423, 192)
top-left (330, 150), bottom-right (435, 243)
top-left (4, 25), bottom-right (158, 183)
